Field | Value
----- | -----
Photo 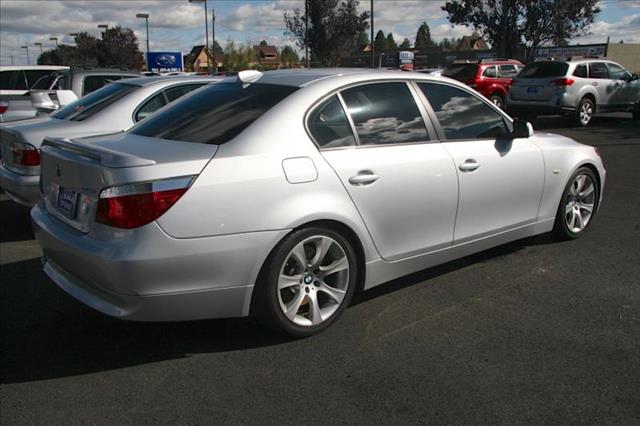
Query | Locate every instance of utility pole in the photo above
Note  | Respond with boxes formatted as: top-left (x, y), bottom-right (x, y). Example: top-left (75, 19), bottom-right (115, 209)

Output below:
top-left (11, 55), bottom-right (14, 65)
top-left (211, 9), bottom-right (217, 72)
top-left (189, 0), bottom-right (210, 72)
top-left (370, 0), bottom-right (374, 68)
top-left (136, 13), bottom-right (150, 70)
top-left (305, 0), bottom-right (309, 68)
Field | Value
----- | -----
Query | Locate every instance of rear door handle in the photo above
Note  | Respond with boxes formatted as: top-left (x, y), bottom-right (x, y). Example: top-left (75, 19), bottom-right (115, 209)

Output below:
top-left (592, 81), bottom-right (599, 86)
top-left (459, 160), bottom-right (481, 172)
top-left (348, 171), bottom-right (379, 186)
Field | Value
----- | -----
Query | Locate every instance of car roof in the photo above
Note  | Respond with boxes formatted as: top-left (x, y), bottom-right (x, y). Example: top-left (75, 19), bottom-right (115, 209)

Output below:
top-left (118, 75), bottom-right (223, 87)
top-left (0, 65), bottom-right (69, 71)
top-left (68, 69), bottom-right (141, 76)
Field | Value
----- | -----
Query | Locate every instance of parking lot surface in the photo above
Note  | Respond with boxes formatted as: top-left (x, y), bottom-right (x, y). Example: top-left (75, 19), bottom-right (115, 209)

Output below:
top-left (1, 114), bottom-right (639, 425)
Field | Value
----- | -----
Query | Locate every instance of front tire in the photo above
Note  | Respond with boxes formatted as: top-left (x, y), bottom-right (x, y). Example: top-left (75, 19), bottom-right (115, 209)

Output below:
top-left (252, 227), bottom-right (358, 337)
top-left (553, 167), bottom-right (599, 240)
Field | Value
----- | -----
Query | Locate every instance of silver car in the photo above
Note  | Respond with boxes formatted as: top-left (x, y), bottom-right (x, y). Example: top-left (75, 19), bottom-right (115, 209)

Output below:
top-left (32, 69), bottom-right (606, 337)
top-left (1, 76), bottom-right (217, 206)
top-left (507, 58), bottom-right (640, 126)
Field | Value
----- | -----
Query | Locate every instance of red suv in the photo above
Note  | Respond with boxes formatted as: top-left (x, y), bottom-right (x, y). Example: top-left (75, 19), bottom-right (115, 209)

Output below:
top-left (442, 59), bottom-right (524, 109)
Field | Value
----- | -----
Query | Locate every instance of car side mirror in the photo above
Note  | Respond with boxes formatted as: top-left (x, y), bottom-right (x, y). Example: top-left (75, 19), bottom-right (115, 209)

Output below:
top-left (510, 118), bottom-right (533, 139)
top-left (630, 73), bottom-right (640, 81)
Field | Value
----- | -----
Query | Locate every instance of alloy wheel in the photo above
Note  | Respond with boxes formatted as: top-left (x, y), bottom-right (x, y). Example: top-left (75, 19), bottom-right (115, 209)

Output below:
top-left (579, 101), bottom-right (593, 125)
top-left (564, 174), bottom-right (596, 233)
top-left (277, 235), bottom-right (350, 327)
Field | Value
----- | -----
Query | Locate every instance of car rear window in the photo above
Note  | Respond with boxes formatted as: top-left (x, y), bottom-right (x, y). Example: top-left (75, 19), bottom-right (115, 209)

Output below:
top-left (52, 82), bottom-right (137, 121)
top-left (131, 83), bottom-right (298, 145)
top-left (442, 64), bottom-right (478, 80)
top-left (518, 61), bottom-right (569, 78)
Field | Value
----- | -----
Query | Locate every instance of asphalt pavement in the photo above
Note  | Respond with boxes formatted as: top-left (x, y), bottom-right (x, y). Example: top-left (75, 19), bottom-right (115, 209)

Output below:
top-left (1, 114), bottom-right (639, 425)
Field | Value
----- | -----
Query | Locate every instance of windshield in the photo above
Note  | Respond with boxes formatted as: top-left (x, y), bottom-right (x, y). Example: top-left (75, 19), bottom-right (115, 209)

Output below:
top-left (442, 64), bottom-right (478, 80)
top-left (52, 82), bottom-right (137, 121)
top-left (518, 61), bottom-right (569, 78)
top-left (131, 82), bottom-right (298, 145)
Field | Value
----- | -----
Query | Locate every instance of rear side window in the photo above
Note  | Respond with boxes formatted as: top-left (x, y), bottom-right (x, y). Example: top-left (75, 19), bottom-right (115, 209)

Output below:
top-left (341, 82), bottom-right (429, 146)
top-left (418, 82), bottom-right (508, 140)
top-left (588, 63), bottom-right (609, 79)
top-left (131, 83), bottom-right (298, 145)
top-left (573, 64), bottom-right (588, 78)
top-left (499, 64), bottom-right (518, 78)
top-left (52, 83), bottom-right (137, 121)
top-left (308, 95), bottom-right (356, 149)
top-left (482, 66), bottom-right (497, 78)
top-left (442, 64), bottom-right (478, 81)
top-left (519, 61), bottom-right (569, 78)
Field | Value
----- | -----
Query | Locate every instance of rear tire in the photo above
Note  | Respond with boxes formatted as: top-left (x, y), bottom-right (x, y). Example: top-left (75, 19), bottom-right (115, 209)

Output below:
top-left (490, 94), bottom-right (505, 109)
top-left (576, 97), bottom-right (595, 127)
top-left (553, 167), bottom-right (599, 240)
top-left (252, 226), bottom-right (358, 337)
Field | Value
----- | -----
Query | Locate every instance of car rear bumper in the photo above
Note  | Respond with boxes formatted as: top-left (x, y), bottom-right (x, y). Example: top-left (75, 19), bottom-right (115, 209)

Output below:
top-left (31, 205), bottom-right (289, 321)
top-left (0, 164), bottom-right (39, 206)
top-left (507, 93), bottom-right (577, 116)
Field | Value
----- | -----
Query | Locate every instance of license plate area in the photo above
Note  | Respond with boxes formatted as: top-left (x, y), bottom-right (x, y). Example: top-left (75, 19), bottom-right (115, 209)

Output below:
top-left (56, 187), bottom-right (78, 220)
top-left (527, 86), bottom-right (539, 93)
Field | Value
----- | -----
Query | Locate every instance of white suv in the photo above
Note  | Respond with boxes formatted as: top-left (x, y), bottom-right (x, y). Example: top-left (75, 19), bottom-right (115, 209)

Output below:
top-left (507, 59), bottom-right (640, 126)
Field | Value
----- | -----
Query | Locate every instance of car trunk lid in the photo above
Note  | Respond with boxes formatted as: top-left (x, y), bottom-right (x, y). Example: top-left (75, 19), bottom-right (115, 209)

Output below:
top-left (40, 132), bottom-right (218, 233)
top-left (510, 77), bottom-right (557, 101)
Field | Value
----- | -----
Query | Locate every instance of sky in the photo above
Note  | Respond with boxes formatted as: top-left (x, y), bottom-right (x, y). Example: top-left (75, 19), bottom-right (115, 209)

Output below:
top-left (1, 0), bottom-right (639, 65)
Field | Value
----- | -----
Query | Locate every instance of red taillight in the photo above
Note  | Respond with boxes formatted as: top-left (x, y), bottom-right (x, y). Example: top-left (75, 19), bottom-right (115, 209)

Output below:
top-left (11, 142), bottom-right (41, 166)
top-left (95, 176), bottom-right (194, 229)
top-left (0, 102), bottom-right (8, 114)
top-left (551, 78), bottom-right (575, 86)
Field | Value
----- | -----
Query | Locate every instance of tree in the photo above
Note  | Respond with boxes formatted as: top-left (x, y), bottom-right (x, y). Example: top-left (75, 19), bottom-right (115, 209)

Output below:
top-left (356, 31), bottom-right (370, 50)
top-left (385, 32), bottom-right (397, 49)
top-left (259, 40), bottom-right (269, 47)
top-left (211, 39), bottom-right (224, 55)
top-left (284, 0), bottom-right (370, 66)
top-left (96, 26), bottom-right (144, 69)
top-left (280, 45), bottom-right (300, 68)
top-left (374, 30), bottom-right (386, 52)
top-left (415, 21), bottom-right (435, 49)
top-left (222, 40), bottom-right (254, 71)
top-left (442, 0), bottom-right (600, 60)
top-left (399, 38), bottom-right (412, 49)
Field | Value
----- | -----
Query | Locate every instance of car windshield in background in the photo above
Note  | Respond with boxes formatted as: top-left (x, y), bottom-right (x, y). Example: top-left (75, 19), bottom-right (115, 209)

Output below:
top-left (131, 83), bottom-right (298, 145)
top-left (518, 61), bottom-right (569, 78)
top-left (52, 83), bottom-right (137, 121)
top-left (442, 64), bottom-right (477, 80)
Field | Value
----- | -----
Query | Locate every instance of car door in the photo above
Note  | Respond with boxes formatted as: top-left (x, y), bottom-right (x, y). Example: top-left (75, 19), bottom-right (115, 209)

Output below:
top-left (588, 62), bottom-right (612, 110)
top-left (416, 81), bottom-right (544, 244)
top-left (606, 62), bottom-right (636, 110)
top-left (314, 82), bottom-right (459, 261)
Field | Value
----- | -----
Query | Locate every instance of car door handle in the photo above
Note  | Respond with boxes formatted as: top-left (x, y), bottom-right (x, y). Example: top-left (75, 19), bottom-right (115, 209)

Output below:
top-left (459, 160), bottom-right (481, 172)
top-left (592, 81), bottom-right (599, 86)
top-left (348, 171), bottom-right (379, 186)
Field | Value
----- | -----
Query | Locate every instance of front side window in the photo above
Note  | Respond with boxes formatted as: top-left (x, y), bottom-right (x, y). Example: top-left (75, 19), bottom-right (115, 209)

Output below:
top-left (606, 63), bottom-right (630, 80)
top-left (307, 95), bottom-right (356, 149)
top-left (131, 83), bottom-right (298, 145)
top-left (52, 83), bottom-right (138, 121)
top-left (340, 82), bottom-right (429, 146)
top-left (418, 82), bottom-right (509, 140)
top-left (588, 62), bottom-right (609, 79)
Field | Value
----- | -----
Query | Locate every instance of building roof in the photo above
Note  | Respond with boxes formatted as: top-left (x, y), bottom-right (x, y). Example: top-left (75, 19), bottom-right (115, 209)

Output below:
top-left (253, 45), bottom-right (280, 65)
top-left (457, 34), bottom-right (489, 51)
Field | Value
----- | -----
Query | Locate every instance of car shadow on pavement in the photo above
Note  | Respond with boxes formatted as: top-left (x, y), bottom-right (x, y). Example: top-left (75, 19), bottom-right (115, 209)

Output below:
top-left (0, 232), bottom-right (557, 384)
top-left (0, 194), bottom-right (34, 243)
top-left (533, 114), bottom-right (640, 142)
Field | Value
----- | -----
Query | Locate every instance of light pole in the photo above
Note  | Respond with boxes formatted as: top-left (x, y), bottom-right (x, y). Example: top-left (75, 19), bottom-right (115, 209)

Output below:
top-left (305, 0), bottom-right (309, 68)
top-left (189, 0), bottom-right (210, 72)
top-left (21, 45), bottom-right (30, 65)
top-left (370, 0), bottom-right (374, 68)
top-left (211, 9), bottom-right (217, 72)
top-left (136, 13), bottom-right (150, 70)
top-left (34, 42), bottom-right (44, 55)
top-left (49, 37), bottom-right (59, 47)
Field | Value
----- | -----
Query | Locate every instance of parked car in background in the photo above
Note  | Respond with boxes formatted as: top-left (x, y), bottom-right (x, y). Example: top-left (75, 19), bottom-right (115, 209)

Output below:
top-left (0, 65), bottom-right (69, 122)
top-left (442, 59), bottom-right (524, 109)
top-left (29, 67), bottom-right (141, 116)
top-left (31, 69), bottom-right (604, 337)
top-left (507, 58), bottom-right (640, 126)
top-left (416, 68), bottom-right (443, 76)
top-left (0, 76), bottom-right (217, 206)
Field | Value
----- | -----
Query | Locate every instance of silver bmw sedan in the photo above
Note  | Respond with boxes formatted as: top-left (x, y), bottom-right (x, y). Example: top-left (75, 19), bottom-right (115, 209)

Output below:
top-left (0, 76), bottom-right (219, 206)
top-left (31, 69), bottom-right (605, 337)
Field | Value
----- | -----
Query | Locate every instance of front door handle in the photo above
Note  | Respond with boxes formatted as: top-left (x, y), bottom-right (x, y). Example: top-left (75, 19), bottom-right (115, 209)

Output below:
top-left (349, 171), bottom-right (380, 186)
top-left (459, 159), bottom-right (481, 172)
top-left (592, 81), bottom-right (599, 86)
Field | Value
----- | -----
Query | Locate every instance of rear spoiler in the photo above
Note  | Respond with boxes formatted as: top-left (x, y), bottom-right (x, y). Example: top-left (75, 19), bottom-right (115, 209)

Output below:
top-left (41, 137), bottom-right (156, 168)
